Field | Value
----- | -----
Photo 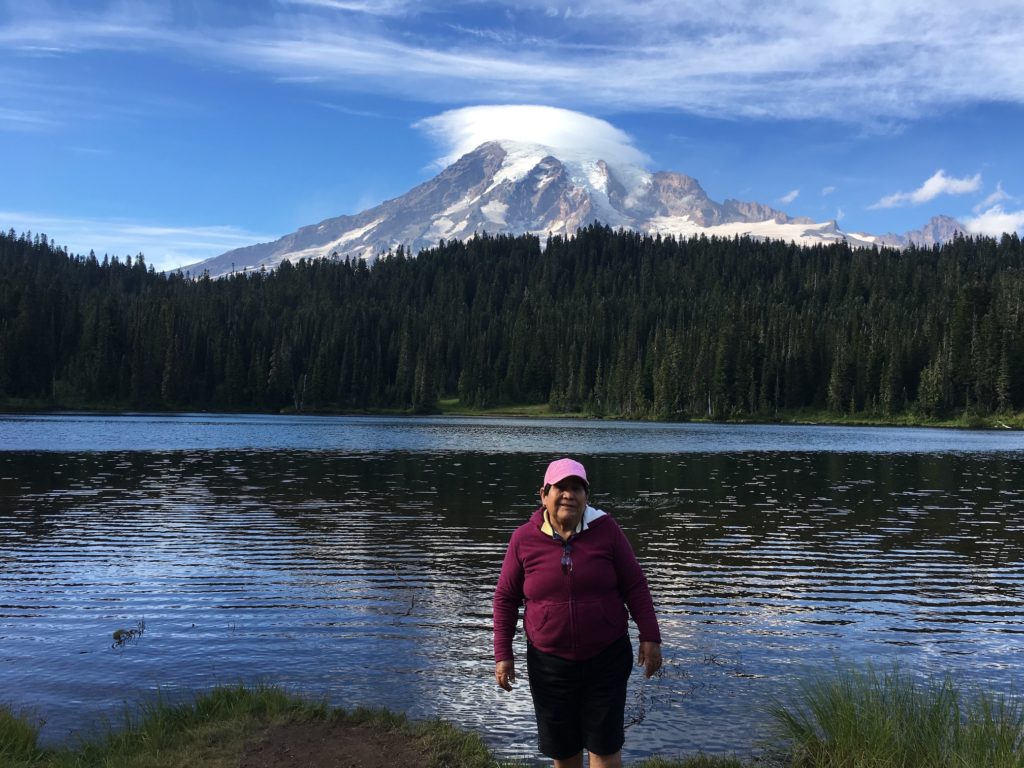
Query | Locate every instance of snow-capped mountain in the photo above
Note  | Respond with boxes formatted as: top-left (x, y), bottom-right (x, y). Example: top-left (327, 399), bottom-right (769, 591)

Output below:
top-left (185, 141), bottom-right (962, 277)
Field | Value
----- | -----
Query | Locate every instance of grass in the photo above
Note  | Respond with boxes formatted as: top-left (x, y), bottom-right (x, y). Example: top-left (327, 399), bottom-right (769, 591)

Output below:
top-left (436, 398), bottom-right (588, 419)
top-left (0, 685), bottom-right (502, 768)
top-left (434, 398), bottom-right (1024, 430)
top-left (767, 665), bottom-right (1024, 768)
top-left (1, 684), bottom-right (326, 768)
top-left (1, 703), bottom-right (43, 765)
top-left (0, 684), bottom-right (755, 768)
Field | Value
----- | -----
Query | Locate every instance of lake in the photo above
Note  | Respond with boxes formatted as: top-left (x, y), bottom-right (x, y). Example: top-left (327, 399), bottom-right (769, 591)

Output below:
top-left (2, 413), bottom-right (1024, 763)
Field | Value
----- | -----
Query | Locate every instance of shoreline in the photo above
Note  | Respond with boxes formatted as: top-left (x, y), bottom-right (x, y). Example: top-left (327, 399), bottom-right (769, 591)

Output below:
top-left (4, 670), bottom-right (1020, 767)
top-left (1, 685), bottom-right (767, 768)
top-left (2, 398), bottom-right (1022, 431)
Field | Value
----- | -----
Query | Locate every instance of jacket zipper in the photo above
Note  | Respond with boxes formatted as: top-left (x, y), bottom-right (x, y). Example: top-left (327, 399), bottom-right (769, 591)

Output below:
top-left (569, 563), bottom-right (576, 654)
top-left (565, 534), bottom-right (576, 655)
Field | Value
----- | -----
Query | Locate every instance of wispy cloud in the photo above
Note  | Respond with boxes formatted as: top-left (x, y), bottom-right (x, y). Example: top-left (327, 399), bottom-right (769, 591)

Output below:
top-left (232, 1), bottom-right (1024, 120)
top-left (0, 106), bottom-right (55, 130)
top-left (778, 189), bottom-right (800, 205)
top-left (0, 45), bottom-right (199, 133)
top-left (974, 182), bottom-right (1010, 213)
top-left (67, 145), bottom-right (114, 156)
top-left (315, 101), bottom-right (381, 118)
top-left (964, 205), bottom-right (1024, 236)
top-left (281, 0), bottom-right (415, 15)
top-left (870, 170), bottom-right (982, 209)
top-left (821, 186), bottom-right (837, 196)
top-left (2, 1), bottom-right (1023, 123)
top-left (0, 6), bottom-right (177, 53)
top-left (0, 211), bottom-right (275, 272)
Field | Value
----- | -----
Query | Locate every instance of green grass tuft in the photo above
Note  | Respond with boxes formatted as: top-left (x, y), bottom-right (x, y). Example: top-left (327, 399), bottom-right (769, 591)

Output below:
top-left (412, 717), bottom-right (504, 767)
top-left (768, 665), bottom-right (1024, 767)
top-left (0, 703), bottom-right (43, 766)
top-left (56, 684), bottom-right (337, 768)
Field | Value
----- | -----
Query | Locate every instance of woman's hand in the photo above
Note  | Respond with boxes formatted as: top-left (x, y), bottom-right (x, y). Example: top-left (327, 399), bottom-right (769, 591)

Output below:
top-left (495, 660), bottom-right (516, 691)
top-left (638, 641), bottom-right (662, 678)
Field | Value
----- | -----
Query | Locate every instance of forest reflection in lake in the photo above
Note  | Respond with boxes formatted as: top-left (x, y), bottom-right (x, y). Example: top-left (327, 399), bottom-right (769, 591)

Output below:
top-left (1, 415), bottom-right (1023, 764)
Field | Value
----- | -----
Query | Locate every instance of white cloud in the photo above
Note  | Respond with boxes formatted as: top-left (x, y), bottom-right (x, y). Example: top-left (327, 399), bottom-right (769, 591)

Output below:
top-left (870, 170), bottom-right (982, 209)
top-left (414, 105), bottom-right (650, 170)
top-left (821, 186), bottom-right (837, 196)
top-left (0, 211), bottom-right (275, 272)
top-left (778, 189), bottom-right (799, 205)
top-left (836, 207), bottom-right (845, 222)
top-left (964, 205), bottom-right (1024, 237)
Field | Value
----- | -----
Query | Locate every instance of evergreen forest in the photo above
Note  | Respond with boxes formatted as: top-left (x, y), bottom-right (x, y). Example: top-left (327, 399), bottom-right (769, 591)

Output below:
top-left (2, 225), bottom-right (1023, 423)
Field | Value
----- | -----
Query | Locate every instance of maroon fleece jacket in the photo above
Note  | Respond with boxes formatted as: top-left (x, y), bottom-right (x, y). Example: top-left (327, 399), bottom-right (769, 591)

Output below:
top-left (493, 506), bottom-right (661, 662)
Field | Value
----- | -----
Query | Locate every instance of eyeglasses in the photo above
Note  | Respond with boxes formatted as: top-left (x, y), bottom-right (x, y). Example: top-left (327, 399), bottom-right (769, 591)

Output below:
top-left (561, 541), bottom-right (573, 573)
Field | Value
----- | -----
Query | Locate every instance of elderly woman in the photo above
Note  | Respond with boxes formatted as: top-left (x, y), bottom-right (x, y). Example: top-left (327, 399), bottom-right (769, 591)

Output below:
top-left (493, 458), bottom-right (662, 768)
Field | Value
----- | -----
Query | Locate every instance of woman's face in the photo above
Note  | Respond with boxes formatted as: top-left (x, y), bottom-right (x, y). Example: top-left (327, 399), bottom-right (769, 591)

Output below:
top-left (540, 476), bottom-right (588, 533)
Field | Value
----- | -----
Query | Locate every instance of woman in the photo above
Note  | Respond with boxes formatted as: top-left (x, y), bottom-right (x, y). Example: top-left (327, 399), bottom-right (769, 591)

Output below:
top-left (493, 457), bottom-right (662, 768)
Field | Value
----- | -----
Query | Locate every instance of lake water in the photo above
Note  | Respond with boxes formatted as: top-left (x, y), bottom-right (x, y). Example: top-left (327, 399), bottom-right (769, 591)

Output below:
top-left (2, 413), bottom-right (1024, 763)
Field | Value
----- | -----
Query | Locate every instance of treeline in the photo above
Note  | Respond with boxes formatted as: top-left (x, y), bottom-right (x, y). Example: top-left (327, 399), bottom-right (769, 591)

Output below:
top-left (2, 225), bottom-right (1023, 420)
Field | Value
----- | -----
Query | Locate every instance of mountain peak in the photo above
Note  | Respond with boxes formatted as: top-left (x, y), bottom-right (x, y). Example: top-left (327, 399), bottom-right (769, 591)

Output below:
top-left (878, 214), bottom-right (966, 248)
top-left (185, 144), bottom-right (966, 277)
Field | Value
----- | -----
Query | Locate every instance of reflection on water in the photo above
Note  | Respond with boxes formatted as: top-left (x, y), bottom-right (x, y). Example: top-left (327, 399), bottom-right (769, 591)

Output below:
top-left (1, 417), bottom-right (1024, 764)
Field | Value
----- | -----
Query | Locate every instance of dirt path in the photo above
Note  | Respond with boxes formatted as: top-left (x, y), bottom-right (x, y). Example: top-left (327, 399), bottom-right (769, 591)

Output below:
top-left (240, 721), bottom-right (429, 768)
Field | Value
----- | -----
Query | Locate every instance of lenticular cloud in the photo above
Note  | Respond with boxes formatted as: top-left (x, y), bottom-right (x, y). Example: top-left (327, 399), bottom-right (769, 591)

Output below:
top-left (415, 105), bottom-right (650, 171)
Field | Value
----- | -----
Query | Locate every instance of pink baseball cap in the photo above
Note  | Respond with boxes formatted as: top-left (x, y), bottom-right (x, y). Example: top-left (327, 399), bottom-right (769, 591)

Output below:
top-left (543, 458), bottom-right (589, 489)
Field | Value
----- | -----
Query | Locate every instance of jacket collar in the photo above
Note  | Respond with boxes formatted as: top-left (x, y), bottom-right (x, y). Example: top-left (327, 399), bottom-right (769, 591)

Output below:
top-left (540, 505), bottom-right (607, 537)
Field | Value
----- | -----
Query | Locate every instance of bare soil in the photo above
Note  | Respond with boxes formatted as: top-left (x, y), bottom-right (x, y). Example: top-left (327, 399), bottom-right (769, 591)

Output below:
top-left (240, 721), bottom-right (429, 768)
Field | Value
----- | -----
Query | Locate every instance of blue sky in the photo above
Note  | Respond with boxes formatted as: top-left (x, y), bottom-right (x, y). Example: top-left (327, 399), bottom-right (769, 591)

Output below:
top-left (1, 0), bottom-right (1022, 271)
